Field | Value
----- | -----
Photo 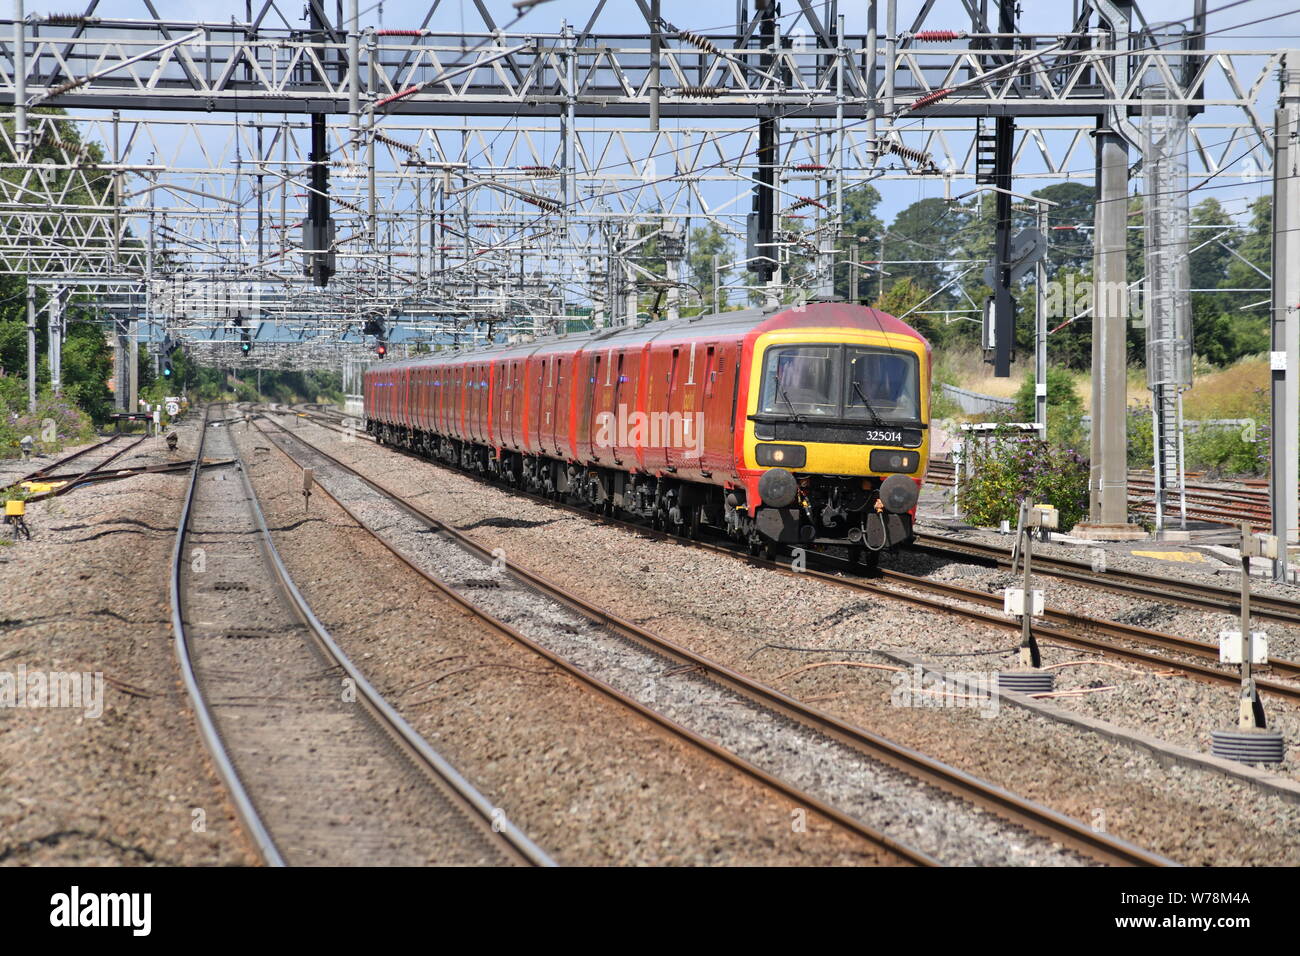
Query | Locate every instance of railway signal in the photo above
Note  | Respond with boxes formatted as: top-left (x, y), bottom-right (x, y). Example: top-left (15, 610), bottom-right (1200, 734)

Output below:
top-left (161, 335), bottom-right (180, 379)
top-left (364, 319), bottom-right (387, 358)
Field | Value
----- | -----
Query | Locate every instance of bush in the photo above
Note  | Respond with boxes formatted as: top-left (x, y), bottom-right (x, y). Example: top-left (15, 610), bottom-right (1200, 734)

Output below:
top-left (1012, 365), bottom-right (1082, 423)
top-left (1186, 422), bottom-right (1269, 477)
top-left (0, 390), bottom-right (96, 458)
top-left (956, 427), bottom-right (1090, 531)
top-left (1128, 382), bottom-right (1269, 477)
top-left (1126, 401), bottom-right (1153, 468)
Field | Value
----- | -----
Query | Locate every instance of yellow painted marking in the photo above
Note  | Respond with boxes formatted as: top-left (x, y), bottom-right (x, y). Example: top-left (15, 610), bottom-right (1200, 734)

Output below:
top-left (1131, 550), bottom-right (1208, 564)
top-left (19, 481), bottom-right (65, 493)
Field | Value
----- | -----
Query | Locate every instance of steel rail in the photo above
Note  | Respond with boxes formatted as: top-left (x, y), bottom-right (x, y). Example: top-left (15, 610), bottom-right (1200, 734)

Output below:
top-left (254, 414), bottom-right (939, 866)
top-left (13, 433), bottom-right (125, 482)
top-left (25, 458), bottom-right (235, 484)
top-left (927, 462), bottom-right (1274, 530)
top-left (912, 533), bottom-right (1300, 626)
top-left (257, 411), bottom-right (1174, 868)
top-left (823, 561), bottom-right (1300, 705)
top-left (290, 408), bottom-right (1300, 696)
top-left (290, 408), bottom-right (1300, 700)
top-left (9, 431), bottom-right (146, 493)
top-left (168, 404), bottom-right (285, 866)
top-left (226, 414), bottom-right (554, 868)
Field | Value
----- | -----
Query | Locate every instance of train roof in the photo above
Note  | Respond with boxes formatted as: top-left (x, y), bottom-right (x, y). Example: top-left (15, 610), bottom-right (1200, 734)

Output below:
top-left (365, 302), bottom-right (926, 373)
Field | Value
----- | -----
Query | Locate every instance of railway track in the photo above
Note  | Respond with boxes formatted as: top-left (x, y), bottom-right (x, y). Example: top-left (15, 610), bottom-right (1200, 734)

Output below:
top-left (8, 432), bottom-right (150, 499)
top-left (912, 532), bottom-right (1300, 628)
top-left (926, 459), bottom-right (1273, 531)
top-left (171, 406), bottom-right (553, 867)
top-left (256, 407), bottom-right (1174, 867)
top-left (287, 406), bottom-right (1300, 707)
top-left (825, 557), bottom-right (1300, 705)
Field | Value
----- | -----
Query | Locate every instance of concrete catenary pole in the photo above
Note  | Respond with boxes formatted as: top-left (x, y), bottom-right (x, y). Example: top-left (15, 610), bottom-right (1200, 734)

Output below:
top-left (1090, 127), bottom-right (1133, 529)
top-left (1270, 52), bottom-right (1300, 580)
top-left (1079, 3), bottom-right (1141, 539)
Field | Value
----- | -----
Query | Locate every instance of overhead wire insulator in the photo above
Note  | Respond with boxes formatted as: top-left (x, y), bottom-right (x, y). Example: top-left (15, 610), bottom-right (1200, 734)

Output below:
top-left (904, 87), bottom-right (955, 112)
top-left (330, 195), bottom-right (364, 214)
top-left (45, 76), bottom-right (89, 98)
top-left (913, 30), bottom-right (962, 42)
top-left (519, 165), bottom-right (560, 177)
top-left (522, 195), bottom-right (561, 213)
top-left (791, 164), bottom-right (827, 171)
top-left (372, 131), bottom-right (419, 154)
top-left (677, 30), bottom-right (722, 58)
top-left (375, 86), bottom-right (421, 109)
top-left (40, 136), bottom-right (96, 163)
top-left (45, 13), bottom-right (98, 26)
top-left (788, 196), bottom-right (829, 213)
top-left (883, 141), bottom-right (939, 171)
top-left (376, 29), bottom-right (430, 37)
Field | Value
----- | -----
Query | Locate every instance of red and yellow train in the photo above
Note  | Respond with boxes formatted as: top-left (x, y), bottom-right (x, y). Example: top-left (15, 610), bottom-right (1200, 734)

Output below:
top-left (364, 302), bottom-right (930, 562)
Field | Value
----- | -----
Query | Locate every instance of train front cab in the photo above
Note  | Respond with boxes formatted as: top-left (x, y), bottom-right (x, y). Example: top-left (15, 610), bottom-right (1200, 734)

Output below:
top-left (740, 322), bottom-right (930, 551)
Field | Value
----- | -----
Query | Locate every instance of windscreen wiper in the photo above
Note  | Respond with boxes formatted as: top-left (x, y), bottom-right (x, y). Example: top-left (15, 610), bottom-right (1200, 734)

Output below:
top-left (851, 379), bottom-right (886, 425)
top-left (773, 372), bottom-right (806, 423)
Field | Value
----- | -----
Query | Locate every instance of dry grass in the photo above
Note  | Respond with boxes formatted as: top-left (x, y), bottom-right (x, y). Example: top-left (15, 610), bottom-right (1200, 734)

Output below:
top-left (1182, 357), bottom-right (1269, 419)
top-left (937, 351), bottom-right (1268, 420)
top-left (934, 349), bottom-right (1030, 398)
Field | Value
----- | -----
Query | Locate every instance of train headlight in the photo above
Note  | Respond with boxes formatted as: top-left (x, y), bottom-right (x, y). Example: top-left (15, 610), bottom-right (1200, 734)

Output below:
top-left (755, 443), bottom-right (807, 468)
top-left (878, 474), bottom-right (920, 513)
top-left (869, 449), bottom-right (919, 473)
top-left (758, 467), bottom-right (799, 508)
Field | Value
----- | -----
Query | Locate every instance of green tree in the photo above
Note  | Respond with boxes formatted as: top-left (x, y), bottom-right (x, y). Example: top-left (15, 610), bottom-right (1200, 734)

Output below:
top-left (688, 223), bottom-right (733, 312)
top-left (874, 276), bottom-right (929, 331)
top-left (834, 184), bottom-right (884, 302)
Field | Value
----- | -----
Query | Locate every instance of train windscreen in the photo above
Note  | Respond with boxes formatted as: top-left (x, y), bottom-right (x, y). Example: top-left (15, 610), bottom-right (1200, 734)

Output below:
top-left (759, 345), bottom-right (840, 417)
top-left (760, 344), bottom-right (920, 423)
top-left (844, 347), bottom-right (920, 423)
